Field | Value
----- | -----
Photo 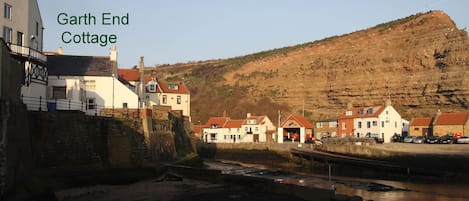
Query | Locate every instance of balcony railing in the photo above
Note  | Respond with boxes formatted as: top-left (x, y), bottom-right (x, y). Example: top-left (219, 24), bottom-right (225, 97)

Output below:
top-left (8, 43), bottom-right (46, 63)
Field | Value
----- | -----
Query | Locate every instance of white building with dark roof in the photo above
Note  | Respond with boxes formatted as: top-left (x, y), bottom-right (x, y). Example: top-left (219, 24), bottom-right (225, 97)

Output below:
top-left (46, 47), bottom-right (139, 115)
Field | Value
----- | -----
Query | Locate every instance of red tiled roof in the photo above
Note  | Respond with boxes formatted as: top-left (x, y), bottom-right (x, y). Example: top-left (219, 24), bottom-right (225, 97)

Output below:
top-left (281, 114), bottom-right (313, 128)
top-left (225, 120), bottom-right (244, 128)
top-left (338, 106), bottom-right (385, 119)
top-left (205, 117), bottom-right (229, 128)
top-left (118, 69), bottom-right (140, 81)
top-left (243, 115), bottom-right (267, 125)
top-left (434, 112), bottom-right (469, 125)
top-left (157, 81), bottom-right (190, 94)
top-left (410, 117), bottom-right (433, 126)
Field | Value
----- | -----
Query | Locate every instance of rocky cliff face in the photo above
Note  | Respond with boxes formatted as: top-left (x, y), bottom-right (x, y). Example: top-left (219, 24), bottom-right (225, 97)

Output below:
top-left (154, 11), bottom-right (469, 123)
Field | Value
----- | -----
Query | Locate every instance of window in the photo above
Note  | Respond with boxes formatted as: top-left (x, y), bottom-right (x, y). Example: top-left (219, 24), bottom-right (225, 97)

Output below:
top-left (372, 121), bottom-right (377, 126)
top-left (17, 32), bottom-right (23, 46)
top-left (255, 127), bottom-right (258, 131)
top-left (316, 122), bottom-right (323, 128)
top-left (346, 111), bottom-right (353, 116)
top-left (162, 95), bottom-right (167, 104)
top-left (210, 134), bottom-right (216, 140)
top-left (122, 102), bottom-right (128, 109)
top-left (342, 122), bottom-right (346, 129)
top-left (358, 122), bottom-right (362, 128)
top-left (329, 122), bottom-right (337, 128)
top-left (367, 121), bottom-right (371, 128)
top-left (168, 84), bottom-right (179, 90)
top-left (245, 127), bottom-right (248, 131)
top-left (237, 128), bottom-right (240, 132)
top-left (52, 86), bottom-right (66, 99)
top-left (414, 127), bottom-right (420, 131)
top-left (4, 3), bottom-right (11, 20)
top-left (148, 83), bottom-right (156, 92)
top-left (3, 26), bottom-right (11, 43)
top-left (395, 121), bottom-right (397, 128)
top-left (381, 121), bottom-right (385, 128)
top-left (87, 98), bottom-right (96, 110)
top-left (359, 109), bottom-right (365, 115)
top-left (84, 80), bottom-right (96, 90)
top-left (177, 95), bottom-right (181, 104)
top-left (36, 21), bottom-right (39, 36)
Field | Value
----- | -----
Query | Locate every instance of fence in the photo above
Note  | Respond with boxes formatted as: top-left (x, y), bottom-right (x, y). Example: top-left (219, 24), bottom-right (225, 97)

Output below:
top-left (20, 95), bottom-right (142, 119)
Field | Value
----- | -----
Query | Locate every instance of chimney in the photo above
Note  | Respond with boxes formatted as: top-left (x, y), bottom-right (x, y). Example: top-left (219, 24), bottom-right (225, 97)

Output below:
top-left (385, 98), bottom-right (392, 107)
top-left (57, 47), bottom-right (63, 55)
top-left (247, 113), bottom-right (251, 118)
top-left (110, 46), bottom-right (117, 62)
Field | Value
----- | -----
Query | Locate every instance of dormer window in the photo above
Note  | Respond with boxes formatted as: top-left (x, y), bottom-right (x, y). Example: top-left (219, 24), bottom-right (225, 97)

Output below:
top-left (367, 108), bottom-right (374, 114)
top-left (359, 109), bottom-right (365, 115)
top-left (168, 84), bottom-right (179, 90)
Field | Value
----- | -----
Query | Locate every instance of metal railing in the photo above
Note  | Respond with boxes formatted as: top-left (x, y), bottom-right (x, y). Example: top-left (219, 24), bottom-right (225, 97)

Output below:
top-left (8, 43), bottom-right (47, 63)
top-left (19, 95), bottom-right (142, 119)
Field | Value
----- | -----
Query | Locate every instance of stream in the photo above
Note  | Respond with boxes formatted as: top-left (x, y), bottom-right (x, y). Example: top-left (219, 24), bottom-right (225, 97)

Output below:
top-left (206, 160), bottom-right (469, 201)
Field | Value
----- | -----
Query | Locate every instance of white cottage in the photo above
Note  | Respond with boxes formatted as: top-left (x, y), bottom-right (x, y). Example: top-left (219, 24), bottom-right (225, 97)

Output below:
top-left (46, 47), bottom-right (139, 115)
top-left (202, 113), bottom-right (276, 143)
top-left (146, 78), bottom-right (191, 120)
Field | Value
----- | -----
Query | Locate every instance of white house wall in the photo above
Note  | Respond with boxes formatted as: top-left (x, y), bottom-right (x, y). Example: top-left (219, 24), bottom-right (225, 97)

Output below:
top-left (148, 92), bottom-right (190, 118)
top-left (21, 82), bottom-right (46, 111)
top-left (0, 0), bottom-right (44, 49)
top-left (83, 76), bottom-right (138, 115)
top-left (47, 76), bottom-right (85, 111)
top-left (354, 117), bottom-right (380, 138)
top-left (378, 106), bottom-right (403, 143)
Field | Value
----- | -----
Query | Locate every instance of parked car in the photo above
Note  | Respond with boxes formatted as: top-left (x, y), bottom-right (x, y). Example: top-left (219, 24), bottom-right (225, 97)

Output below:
top-left (414, 136), bottom-right (426, 144)
top-left (456, 136), bottom-right (469, 144)
top-left (403, 136), bottom-right (414, 143)
top-left (440, 135), bottom-right (454, 144)
top-left (425, 136), bottom-right (439, 144)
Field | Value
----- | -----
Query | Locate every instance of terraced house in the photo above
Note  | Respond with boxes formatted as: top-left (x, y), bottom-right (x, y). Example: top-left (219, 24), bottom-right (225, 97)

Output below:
top-left (202, 113), bottom-right (275, 143)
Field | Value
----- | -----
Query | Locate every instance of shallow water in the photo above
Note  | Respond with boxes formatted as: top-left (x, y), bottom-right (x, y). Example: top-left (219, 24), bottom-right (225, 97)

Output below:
top-left (206, 161), bottom-right (469, 201)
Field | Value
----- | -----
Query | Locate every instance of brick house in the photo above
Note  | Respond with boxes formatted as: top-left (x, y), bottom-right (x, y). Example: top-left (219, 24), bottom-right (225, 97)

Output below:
top-left (432, 111), bottom-right (469, 137)
top-left (314, 118), bottom-right (338, 139)
top-left (409, 117), bottom-right (433, 136)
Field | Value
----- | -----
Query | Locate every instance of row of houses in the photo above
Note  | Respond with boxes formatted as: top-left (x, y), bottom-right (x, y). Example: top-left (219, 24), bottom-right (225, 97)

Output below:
top-left (200, 99), bottom-right (469, 144)
top-left (197, 113), bottom-right (276, 143)
top-left (1, 0), bottom-right (190, 119)
top-left (409, 111), bottom-right (469, 137)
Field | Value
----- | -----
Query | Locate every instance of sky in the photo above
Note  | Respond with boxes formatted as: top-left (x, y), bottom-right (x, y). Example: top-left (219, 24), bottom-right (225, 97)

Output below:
top-left (38, 0), bottom-right (469, 68)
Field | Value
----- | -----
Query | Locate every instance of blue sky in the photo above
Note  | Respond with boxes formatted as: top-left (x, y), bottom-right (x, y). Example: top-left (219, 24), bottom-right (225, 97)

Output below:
top-left (38, 0), bottom-right (468, 68)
